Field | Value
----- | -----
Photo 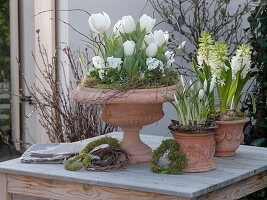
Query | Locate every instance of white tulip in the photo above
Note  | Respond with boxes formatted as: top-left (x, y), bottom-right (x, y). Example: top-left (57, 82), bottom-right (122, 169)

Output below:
top-left (123, 40), bottom-right (135, 56)
top-left (88, 12), bottom-right (111, 34)
top-left (144, 34), bottom-right (154, 45)
top-left (153, 30), bottom-right (166, 47)
top-left (145, 43), bottom-right (158, 57)
top-left (198, 89), bottom-right (205, 100)
top-left (140, 14), bottom-right (156, 33)
top-left (121, 15), bottom-right (136, 33)
top-left (113, 20), bottom-right (124, 38)
top-left (203, 79), bottom-right (208, 92)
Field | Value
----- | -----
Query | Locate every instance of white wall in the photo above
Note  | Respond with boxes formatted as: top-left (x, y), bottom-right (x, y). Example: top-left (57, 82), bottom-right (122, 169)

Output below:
top-left (19, 0), bottom-right (38, 145)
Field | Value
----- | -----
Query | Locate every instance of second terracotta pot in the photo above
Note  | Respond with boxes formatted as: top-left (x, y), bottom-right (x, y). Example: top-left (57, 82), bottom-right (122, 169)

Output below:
top-left (171, 131), bottom-right (216, 173)
top-left (214, 117), bottom-right (250, 157)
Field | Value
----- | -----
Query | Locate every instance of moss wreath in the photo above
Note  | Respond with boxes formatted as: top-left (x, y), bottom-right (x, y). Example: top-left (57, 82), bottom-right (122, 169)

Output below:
top-left (64, 137), bottom-right (120, 171)
top-left (151, 139), bottom-right (187, 174)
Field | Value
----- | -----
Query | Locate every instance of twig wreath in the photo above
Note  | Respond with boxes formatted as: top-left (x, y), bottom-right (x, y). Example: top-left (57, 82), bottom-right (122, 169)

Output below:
top-left (151, 139), bottom-right (187, 174)
top-left (64, 136), bottom-right (128, 171)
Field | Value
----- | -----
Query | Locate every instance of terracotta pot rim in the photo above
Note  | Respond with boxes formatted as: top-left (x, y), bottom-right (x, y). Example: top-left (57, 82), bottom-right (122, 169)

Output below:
top-left (215, 117), bottom-right (250, 125)
top-left (70, 84), bottom-right (178, 104)
top-left (171, 131), bottom-right (215, 137)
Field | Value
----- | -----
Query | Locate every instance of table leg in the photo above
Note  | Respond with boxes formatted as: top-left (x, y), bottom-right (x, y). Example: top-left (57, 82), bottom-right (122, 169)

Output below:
top-left (0, 173), bottom-right (13, 200)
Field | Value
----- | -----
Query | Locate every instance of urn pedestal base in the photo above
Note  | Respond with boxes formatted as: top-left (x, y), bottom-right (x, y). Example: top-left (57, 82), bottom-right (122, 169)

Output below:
top-left (101, 103), bottom-right (164, 164)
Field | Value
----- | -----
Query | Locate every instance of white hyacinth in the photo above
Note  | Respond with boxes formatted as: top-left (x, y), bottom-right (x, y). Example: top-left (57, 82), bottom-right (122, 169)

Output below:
top-left (107, 57), bottom-right (123, 70)
top-left (146, 57), bottom-right (163, 71)
top-left (92, 56), bottom-right (105, 69)
top-left (231, 44), bottom-right (251, 79)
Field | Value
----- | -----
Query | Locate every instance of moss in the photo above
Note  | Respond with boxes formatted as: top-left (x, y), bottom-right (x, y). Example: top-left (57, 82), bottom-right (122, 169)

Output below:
top-left (81, 73), bottom-right (179, 89)
top-left (209, 110), bottom-right (246, 121)
top-left (64, 136), bottom-right (120, 171)
top-left (151, 139), bottom-right (187, 174)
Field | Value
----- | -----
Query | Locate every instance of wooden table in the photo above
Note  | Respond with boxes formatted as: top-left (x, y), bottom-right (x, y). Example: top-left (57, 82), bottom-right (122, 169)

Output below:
top-left (0, 132), bottom-right (267, 200)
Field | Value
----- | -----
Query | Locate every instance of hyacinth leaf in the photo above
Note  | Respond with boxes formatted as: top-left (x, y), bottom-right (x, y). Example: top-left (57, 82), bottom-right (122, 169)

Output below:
top-left (226, 74), bottom-right (239, 109)
top-left (232, 72), bottom-right (251, 109)
top-left (135, 29), bottom-right (146, 52)
top-left (203, 62), bottom-right (211, 79)
top-left (191, 58), bottom-right (205, 83)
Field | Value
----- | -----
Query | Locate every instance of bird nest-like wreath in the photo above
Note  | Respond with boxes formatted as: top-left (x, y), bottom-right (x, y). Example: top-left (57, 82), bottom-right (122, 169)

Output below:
top-left (151, 139), bottom-right (187, 174)
top-left (64, 136), bottom-right (129, 171)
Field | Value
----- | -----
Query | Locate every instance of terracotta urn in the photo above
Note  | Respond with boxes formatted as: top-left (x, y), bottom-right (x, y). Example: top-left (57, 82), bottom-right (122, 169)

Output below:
top-left (70, 85), bottom-right (177, 164)
top-left (171, 132), bottom-right (216, 172)
top-left (214, 117), bottom-right (250, 157)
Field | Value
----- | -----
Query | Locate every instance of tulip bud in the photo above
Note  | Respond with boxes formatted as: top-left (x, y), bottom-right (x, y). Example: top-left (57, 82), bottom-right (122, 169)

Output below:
top-left (203, 79), bottom-right (208, 92)
top-left (88, 12), bottom-right (111, 34)
top-left (180, 75), bottom-right (185, 87)
top-left (121, 15), bottom-right (136, 34)
top-left (198, 89), bottom-right (205, 100)
top-left (177, 41), bottom-right (186, 50)
top-left (144, 34), bottom-right (154, 45)
top-left (140, 14), bottom-right (156, 34)
top-left (123, 40), bottom-right (135, 56)
top-left (145, 43), bottom-right (158, 57)
top-left (153, 30), bottom-right (166, 47)
top-left (165, 31), bottom-right (169, 42)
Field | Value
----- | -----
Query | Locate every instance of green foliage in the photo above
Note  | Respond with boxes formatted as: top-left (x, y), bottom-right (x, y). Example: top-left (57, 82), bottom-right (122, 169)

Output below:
top-left (243, 1), bottom-right (267, 149)
top-left (165, 79), bottom-right (212, 126)
top-left (0, 0), bottom-right (10, 82)
top-left (151, 139), bottom-right (187, 174)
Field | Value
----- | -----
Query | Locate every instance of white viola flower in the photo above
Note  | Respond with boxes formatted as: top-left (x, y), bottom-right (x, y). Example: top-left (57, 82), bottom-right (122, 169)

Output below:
top-left (145, 43), bottom-right (158, 57)
top-left (88, 12), bottom-right (111, 34)
top-left (165, 51), bottom-right (175, 67)
top-left (140, 72), bottom-right (145, 79)
top-left (113, 20), bottom-right (124, 38)
top-left (123, 40), bottom-right (135, 56)
top-left (153, 30), bottom-right (166, 47)
top-left (107, 57), bottom-right (123, 70)
top-left (165, 31), bottom-right (169, 42)
top-left (92, 56), bottom-right (105, 69)
top-left (98, 69), bottom-right (105, 80)
top-left (121, 15), bottom-right (136, 34)
top-left (198, 89), bottom-right (205, 100)
top-left (146, 57), bottom-right (161, 70)
top-left (177, 41), bottom-right (186, 50)
top-left (139, 14), bottom-right (156, 34)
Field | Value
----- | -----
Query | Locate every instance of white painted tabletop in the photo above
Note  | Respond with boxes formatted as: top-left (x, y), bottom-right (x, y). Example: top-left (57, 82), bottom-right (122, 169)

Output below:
top-left (0, 132), bottom-right (266, 198)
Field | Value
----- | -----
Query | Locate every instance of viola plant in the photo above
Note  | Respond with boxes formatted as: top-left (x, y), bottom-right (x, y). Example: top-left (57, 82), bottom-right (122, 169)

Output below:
top-left (192, 32), bottom-right (253, 118)
top-left (80, 12), bottom-right (184, 89)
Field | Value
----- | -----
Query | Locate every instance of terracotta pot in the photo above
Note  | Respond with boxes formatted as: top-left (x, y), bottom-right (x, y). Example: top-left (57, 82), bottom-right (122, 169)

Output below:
top-left (171, 131), bottom-right (216, 172)
top-left (70, 85), bottom-right (177, 164)
top-left (214, 117), bottom-right (250, 157)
